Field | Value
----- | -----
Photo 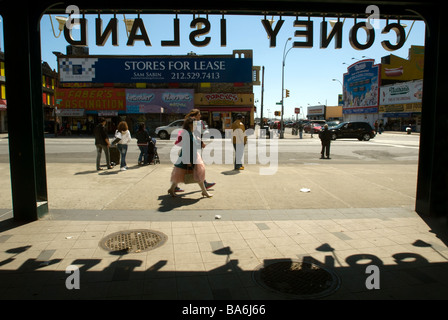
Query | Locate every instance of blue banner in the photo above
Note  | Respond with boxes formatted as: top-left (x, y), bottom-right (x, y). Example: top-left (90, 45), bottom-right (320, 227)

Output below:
top-left (343, 59), bottom-right (380, 114)
top-left (59, 57), bottom-right (253, 83)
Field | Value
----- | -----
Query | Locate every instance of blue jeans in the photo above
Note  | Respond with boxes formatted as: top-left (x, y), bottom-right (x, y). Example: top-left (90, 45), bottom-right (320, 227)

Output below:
top-left (96, 144), bottom-right (111, 169)
top-left (138, 145), bottom-right (148, 164)
top-left (117, 144), bottom-right (128, 168)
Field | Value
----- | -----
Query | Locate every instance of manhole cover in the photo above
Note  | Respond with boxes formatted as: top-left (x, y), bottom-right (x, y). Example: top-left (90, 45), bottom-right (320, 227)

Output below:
top-left (100, 229), bottom-right (167, 254)
top-left (253, 260), bottom-right (340, 299)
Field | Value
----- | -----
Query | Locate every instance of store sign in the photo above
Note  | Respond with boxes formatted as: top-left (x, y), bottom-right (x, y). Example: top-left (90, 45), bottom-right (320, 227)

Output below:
top-left (380, 80), bottom-right (423, 105)
top-left (308, 105), bottom-right (325, 115)
top-left (196, 93), bottom-right (253, 106)
top-left (98, 110), bottom-right (118, 116)
top-left (55, 109), bottom-right (85, 116)
top-left (343, 60), bottom-right (380, 114)
top-left (58, 57), bottom-right (252, 83)
top-left (204, 93), bottom-right (238, 104)
top-left (54, 88), bottom-right (126, 110)
top-left (125, 89), bottom-right (194, 114)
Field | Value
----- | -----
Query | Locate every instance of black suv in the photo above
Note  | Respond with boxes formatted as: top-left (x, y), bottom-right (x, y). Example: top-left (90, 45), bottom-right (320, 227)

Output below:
top-left (329, 121), bottom-right (376, 141)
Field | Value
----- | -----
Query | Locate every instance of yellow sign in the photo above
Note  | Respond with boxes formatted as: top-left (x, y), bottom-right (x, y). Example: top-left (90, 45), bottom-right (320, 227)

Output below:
top-left (381, 45), bottom-right (424, 81)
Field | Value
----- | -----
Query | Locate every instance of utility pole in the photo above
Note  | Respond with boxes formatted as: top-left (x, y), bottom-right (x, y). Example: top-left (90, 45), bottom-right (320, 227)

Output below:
top-left (260, 66), bottom-right (265, 136)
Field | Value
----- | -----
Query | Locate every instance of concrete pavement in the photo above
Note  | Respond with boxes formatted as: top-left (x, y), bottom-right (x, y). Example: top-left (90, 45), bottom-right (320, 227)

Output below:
top-left (0, 136), bottom-right (447, 303)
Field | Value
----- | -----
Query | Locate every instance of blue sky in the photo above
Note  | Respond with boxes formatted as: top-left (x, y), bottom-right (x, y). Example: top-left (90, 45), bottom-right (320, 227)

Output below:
top-left (35, 13), bottom-right (426, 120)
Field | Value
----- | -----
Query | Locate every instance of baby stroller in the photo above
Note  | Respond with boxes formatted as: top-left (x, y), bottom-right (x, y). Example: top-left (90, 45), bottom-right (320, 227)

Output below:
top-left (148, 137), bottom-right (160, 164)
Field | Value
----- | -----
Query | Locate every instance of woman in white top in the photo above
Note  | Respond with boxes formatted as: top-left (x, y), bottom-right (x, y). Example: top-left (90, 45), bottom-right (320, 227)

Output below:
top-left (115, 121), bottom-right (132, 171)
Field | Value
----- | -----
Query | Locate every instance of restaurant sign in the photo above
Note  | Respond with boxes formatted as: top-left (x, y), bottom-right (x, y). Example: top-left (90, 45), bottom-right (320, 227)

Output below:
top-left (379, 80), bottom-right (423, 105)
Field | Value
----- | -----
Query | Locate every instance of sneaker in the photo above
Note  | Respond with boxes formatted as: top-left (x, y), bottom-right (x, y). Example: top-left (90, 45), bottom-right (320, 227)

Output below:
top-left (120, 167), bottom-right (127, 171)
top-left (238, 166), bottom-right (245, 170)
top-left (205, 182), bottom-right (216, 190)
top-left (175, 187), bottom-right (184, 192)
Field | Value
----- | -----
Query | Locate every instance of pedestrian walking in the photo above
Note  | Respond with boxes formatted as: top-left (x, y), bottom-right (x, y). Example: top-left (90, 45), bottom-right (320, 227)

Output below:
top-left (114, 121), bottom-right (132, 171)
top-left (298, 122), bottom-right (303, 139)
top-left (184, 109), bottom-right (216, 190)
top-left (167, 117), bottom-right (212, 198)
top-left (232, 114), bottom-right (247, 170)
top-left (135, 123), bottom-right (151, 165)
top-left (319, 124), bottom-right (332, 159)
top-left (94, 117), bottom-right (113, 170)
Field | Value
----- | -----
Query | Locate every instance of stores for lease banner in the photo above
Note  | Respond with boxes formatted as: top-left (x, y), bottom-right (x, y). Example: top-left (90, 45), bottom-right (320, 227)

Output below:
top-left (54, 49), bottom-right (258, 135)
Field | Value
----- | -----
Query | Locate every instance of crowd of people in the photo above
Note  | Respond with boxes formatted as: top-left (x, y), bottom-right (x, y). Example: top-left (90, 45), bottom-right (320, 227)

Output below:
top-left (94, 110), bottom-right (251, 200)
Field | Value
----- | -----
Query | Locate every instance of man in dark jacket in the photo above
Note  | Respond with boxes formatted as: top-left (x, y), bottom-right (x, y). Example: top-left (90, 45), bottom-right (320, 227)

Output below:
top-left (94, 117), bottom-right (113, 170)
top-left (319, 124), bottom-right (332, 159)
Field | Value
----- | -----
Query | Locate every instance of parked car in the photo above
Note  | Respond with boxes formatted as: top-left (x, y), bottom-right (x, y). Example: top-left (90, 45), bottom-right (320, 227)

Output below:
top-left (329, 121), bottom-right (376, 141)
top-left (155, 119), bottom-right (184, 139)
top-left (155, 119), bottom-right (209, 139)
top-left (304, 120), bottom-right (326, 133)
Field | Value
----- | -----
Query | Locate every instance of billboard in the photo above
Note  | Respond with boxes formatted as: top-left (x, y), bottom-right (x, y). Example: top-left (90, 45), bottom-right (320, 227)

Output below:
top-left (343, 60), bottom-right (380, 114)
top-left (125, 89), bottom-right (194, 114)
top-left (58, 57), bottom-right (253, 84)
top-left (381, 46), bottom-right (424, 81)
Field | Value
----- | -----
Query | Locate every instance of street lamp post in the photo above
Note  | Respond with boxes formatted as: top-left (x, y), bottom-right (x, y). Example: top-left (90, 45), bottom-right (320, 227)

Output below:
top-left (280, 37), bottom-right (292, 139)
top-left (332, 78), bottom-right (343, 87)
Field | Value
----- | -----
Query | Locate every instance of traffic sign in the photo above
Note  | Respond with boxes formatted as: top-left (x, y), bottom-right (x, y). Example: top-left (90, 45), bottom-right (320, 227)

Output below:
top-left (295, 108), bottom-right (300, 114)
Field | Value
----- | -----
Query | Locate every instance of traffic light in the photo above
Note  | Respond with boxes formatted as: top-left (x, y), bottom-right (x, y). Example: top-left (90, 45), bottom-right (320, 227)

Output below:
top-left (274, 111), bottom-right (281, 116)
top-left (285, 89), bottom-right (290, 98)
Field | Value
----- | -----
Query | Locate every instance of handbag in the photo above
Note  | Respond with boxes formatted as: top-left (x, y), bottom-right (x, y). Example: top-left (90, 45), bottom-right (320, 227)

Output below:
top-left (184, 168), bottom-right (196, 184)
top-left (112, 131), bottom-right (122, 145)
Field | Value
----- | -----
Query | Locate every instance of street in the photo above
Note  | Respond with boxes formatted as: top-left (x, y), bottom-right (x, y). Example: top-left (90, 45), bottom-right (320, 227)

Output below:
top-left (0, 129), bottom-right (420, 165)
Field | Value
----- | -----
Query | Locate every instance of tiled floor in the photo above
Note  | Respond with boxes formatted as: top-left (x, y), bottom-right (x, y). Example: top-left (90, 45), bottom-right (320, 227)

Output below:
top-left (0, 206), bottom-right (447, 300)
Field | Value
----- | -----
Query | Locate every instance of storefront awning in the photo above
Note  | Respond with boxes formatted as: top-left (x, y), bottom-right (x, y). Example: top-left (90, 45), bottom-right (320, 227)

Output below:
top-left (382, 112), bottom-right (421, 117)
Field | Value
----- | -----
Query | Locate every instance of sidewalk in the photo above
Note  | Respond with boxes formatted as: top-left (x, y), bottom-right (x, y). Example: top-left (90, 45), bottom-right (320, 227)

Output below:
top-left (0, 160), bottom-right (447, 301)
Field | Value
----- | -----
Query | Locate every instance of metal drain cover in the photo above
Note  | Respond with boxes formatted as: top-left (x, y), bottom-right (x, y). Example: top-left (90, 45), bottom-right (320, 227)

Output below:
top-left (253, 259), bottom-right (340, 299)
top-left (100, 229), bottom-right (167, 254)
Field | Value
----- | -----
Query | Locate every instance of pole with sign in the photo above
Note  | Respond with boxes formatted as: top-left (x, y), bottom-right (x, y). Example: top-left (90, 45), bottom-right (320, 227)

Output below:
top-left (295, 107), bottom-right (300, 122)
